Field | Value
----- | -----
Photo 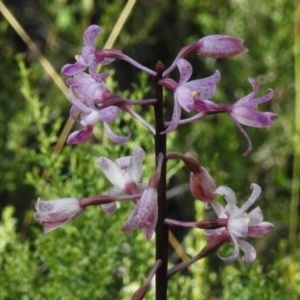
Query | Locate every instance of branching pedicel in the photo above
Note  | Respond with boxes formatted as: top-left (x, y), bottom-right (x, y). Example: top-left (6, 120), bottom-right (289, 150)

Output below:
top-left (35, 25), bottom-right (276, 299)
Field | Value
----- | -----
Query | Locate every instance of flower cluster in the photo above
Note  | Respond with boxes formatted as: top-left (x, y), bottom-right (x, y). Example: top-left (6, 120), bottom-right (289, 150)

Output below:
top-left (35, 23), bottom-right (276, 296)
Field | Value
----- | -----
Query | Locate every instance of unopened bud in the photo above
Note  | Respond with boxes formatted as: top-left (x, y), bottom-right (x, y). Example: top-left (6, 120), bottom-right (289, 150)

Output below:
top-left (197, 35), bottom-right (248, 58)
top-left (190, 167), bottom-right (216, 202)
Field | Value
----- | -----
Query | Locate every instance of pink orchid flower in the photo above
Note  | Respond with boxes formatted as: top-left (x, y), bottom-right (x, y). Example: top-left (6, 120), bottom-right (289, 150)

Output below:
top-left (97, 147), bottom-right (146, 214)
top-left (205, 184), bottom-right (274, 264)
top-left (160, 58), bottom-right (220, 133)
top-left (194, 78), bottom-right (277, 155)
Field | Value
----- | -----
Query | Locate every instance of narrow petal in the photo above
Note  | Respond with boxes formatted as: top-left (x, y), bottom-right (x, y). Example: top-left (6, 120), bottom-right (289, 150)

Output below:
top-left (83, 25), bottom-right (101, 48)
top-left (91, 72), bottom-right (109, 82)
top-left (229, 114), bottom-right (253, 156)
top-left (122, 105), bottom-right (156, 135)
top-left (103, 123), bottom-right (131, 144)
top-left (67, 126), bottom-right (93, 145)
top-left (61, 63), bottom-right (87, 76)
top-left (121, 202), bottom-right (140, 232)
top-left (210, 200), bottom-right (227, 218)
top-left (238, 89), bottom-right (274, 106)
top-left (161, 98), bottom-right (181, 134)
top-left (143, 205), bottom-right (158, 241)
top-left (177, 59), bottom-right (193, 85)
top-left (238, 184), bottom-right (261, 215)
top-left (136, 188), bottom-right (158, 227)
top-left (237, 239), bottom-right (256, 264)
top-left (218, 233), bottom-right (240, 262)
top-left (248, 222), bottom-right (274, 237)
top-left (130, 147), bottom-right (145, 183)
top-left (214, 186), bottom-right (237, 208)
top-left (68, 86), bottom-right (92, 114)
top-left (97, 157), bottom-right (127, 188)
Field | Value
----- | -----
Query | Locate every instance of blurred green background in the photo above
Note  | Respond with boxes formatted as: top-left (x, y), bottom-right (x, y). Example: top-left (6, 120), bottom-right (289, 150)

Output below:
top-left (0, 0), bottom-right (298, 299)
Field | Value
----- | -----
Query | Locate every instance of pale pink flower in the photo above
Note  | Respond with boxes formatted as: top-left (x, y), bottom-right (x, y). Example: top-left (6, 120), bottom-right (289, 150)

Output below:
top-left (205, 184), bottom-right (274, 264)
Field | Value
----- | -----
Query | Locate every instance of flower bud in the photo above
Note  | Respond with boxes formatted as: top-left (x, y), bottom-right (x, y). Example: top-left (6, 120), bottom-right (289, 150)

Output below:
top-left (190, 167), bottom-right (216, 202)
top-left (197, 35), bottom-right (248, 58)
top-left (34, 198), bottom-right (85, 234)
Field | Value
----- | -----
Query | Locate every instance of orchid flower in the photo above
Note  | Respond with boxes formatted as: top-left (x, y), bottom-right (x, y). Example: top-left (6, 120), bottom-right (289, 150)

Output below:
top-left (121, 153), bottom-right (163, 241)
top-left (61, 25), bottom-right (117, 76)
top-left (205, 184), bottom-right (274, 264)
top-left (194, 78), bottom-right (277, 155)
top-left (67, 73), bottom-right (131, 145)
top-left (159, 58), bottom-right (220, 133)
top-left (97, 147), bottom-right (147, 214)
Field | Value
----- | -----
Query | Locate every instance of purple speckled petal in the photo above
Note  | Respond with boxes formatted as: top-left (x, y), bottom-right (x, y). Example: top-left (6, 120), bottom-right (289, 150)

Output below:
top-left (237, 239), bottom-right (256, 264)
top-left (82, 46), bottom-right (95, 64)
top-left (99, 106), bottom-right (120, 123)
top-left (121, 201), bottom-right (140, 232)
top-left (68, 86), bottom-right (92, 114)
top-left (136, 188), bottom-right (158, 226)
top-left (197, 35), bottom-right (248, 58)
top-left (103, 122), bottom-right (131, 144)
top-left (231, 106), bottom-right (277, 128)
top-left (177, 59), bottom-right (192, 85)
top-left (83, 25), bottom-right (101, 48)
top-left (61, 63), bottom-right (87, 76)
top-left (67, 126), bottom-right (93, 145)
top-left (161, 98), bottom-right (181, 134)
top-left (238, 90), bottom-right (274, 107)
top-left (175, 85), bottom-right (194, 112)
top-left (184, 70), bottom-right (221, 99)
top-left (69, 105), bottom-right (79, 119)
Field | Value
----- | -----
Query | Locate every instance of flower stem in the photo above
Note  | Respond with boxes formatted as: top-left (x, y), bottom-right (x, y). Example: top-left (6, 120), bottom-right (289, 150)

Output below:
top-left (154, 61), bottom-right (168, 300)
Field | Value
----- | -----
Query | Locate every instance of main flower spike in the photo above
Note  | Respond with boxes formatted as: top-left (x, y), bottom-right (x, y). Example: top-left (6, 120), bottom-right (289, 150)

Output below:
top-left (159, 58), bottom-right (220, 133)
top-left (193, 78), bottom-right (277, 155)
top-left (121, 153), bottom-right (164, 240)
top-left (204, 184), bottom-right (274, 264)
top-left (97, 147), bottom-right (146, 214)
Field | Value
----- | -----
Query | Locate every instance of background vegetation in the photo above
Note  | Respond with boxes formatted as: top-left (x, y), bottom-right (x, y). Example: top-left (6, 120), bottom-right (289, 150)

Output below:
top-left (0, 0), bottom-right (298, 299)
